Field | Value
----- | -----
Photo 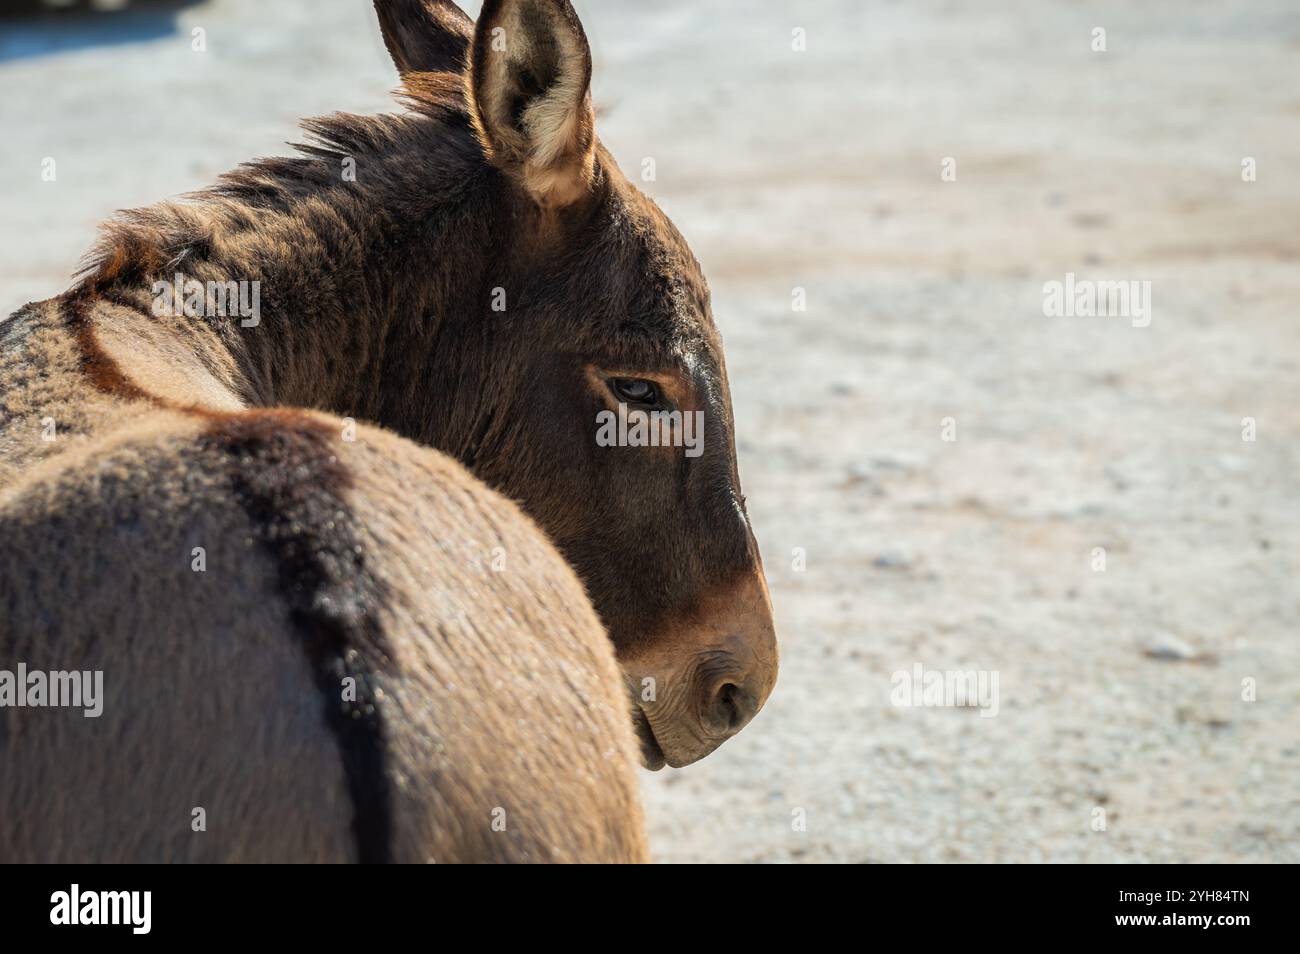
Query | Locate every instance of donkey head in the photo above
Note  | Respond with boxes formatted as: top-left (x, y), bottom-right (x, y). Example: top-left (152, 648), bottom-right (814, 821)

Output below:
top-left (376, 0), bottom-right (777, 768)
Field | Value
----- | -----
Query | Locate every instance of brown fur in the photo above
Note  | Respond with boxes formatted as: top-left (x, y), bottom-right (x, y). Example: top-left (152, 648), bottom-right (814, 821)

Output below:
top-left (0, 0), bottom-right (776, 861)
top-left (0, 391), bottom-right (645, 861)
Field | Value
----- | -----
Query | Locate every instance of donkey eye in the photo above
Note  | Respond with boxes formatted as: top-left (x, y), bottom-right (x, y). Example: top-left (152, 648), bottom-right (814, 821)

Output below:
top-left (610, 378), bottom-right (658, 405)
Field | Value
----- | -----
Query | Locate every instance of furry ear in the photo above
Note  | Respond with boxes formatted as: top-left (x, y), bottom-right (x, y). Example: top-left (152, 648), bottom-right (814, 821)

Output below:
top-left (374, 0), bottom-right (474, 75)
top-left (467, 0), bottom-right (597, 209)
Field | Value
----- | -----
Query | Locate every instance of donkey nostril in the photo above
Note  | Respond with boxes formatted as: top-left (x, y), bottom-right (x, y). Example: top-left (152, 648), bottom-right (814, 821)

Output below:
top-left (719, 683), bottom-right (740, 728)
top-left (710, 681), bottom-right (750, 734)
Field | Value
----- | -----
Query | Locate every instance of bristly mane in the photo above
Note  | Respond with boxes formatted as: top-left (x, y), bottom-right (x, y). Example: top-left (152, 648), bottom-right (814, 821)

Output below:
top-left (74, 72), bottom-right (475, 296)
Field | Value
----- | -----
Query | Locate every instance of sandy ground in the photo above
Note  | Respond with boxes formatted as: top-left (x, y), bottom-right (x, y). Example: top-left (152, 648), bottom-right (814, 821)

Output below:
top-left (2, 0), bottom-right (1297, 862)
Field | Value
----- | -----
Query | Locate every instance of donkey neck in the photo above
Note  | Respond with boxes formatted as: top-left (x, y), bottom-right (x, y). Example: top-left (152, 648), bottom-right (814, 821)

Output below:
top-left (83, 106), bottom-right (504, 448)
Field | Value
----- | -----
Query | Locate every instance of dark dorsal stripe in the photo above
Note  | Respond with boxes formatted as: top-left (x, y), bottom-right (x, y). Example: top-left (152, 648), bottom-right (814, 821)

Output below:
top-left (65, 290), bottom-right (397, 862)
top-left (199, 412), bottom-right (395, 864)
top-left (64, 292), bottom-right (153, 403)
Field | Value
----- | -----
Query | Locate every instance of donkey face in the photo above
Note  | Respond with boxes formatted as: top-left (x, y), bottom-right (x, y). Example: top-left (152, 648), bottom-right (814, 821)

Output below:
top-left (380, 0), bottom-right (778, 768)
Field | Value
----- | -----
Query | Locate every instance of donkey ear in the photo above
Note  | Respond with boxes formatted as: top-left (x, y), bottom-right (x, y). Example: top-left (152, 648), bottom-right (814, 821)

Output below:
top-left (468, 0), bottom-right (597, 209)
top-left (374, 0), bottom-right (474, 75)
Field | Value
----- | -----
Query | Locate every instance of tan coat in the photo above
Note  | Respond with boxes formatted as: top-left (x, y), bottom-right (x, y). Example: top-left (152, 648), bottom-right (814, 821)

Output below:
top-left (0, 296), bottom-right (645, 862)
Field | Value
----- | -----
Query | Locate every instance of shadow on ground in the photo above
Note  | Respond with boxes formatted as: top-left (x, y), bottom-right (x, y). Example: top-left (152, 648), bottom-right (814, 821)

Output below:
top-left (0, 0), bottom-right (204, 63)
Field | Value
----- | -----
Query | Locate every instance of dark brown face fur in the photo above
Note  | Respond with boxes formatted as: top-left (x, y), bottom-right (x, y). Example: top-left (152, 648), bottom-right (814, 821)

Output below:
top-left (417, 0), bottom-right (776, 767)
top-left (77, 0), bottom-right (779, 768)
top-left (460, 157), bottom-right (779, 767)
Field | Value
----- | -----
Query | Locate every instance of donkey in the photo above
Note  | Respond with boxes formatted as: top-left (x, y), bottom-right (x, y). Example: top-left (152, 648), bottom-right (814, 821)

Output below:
top-left (0, 0), bottom-right (778, 859)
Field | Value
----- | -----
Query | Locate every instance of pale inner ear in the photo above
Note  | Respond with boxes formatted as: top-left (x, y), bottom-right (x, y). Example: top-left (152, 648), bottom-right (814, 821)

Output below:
top-left (514, 17), bottom-right (587, 168)
top-left (474, 2), bottom-right (595, 206)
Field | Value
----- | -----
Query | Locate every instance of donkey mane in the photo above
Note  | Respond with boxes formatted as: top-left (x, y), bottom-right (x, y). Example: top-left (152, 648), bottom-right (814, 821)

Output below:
top-left (62, 61), bottom-right (527, 448)
top-left (76, 72), bottom-right (474, 298)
